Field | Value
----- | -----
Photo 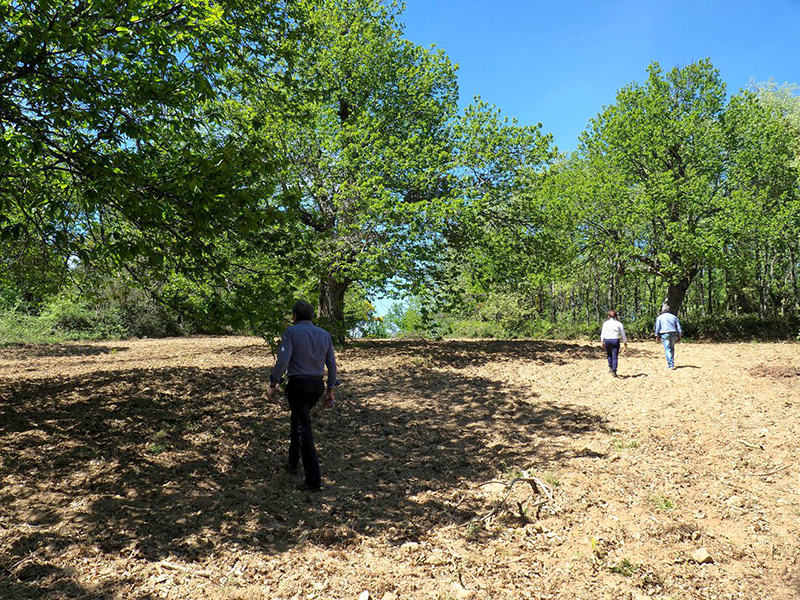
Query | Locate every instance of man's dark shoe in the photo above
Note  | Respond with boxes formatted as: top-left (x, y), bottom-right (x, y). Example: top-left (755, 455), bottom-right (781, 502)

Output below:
top-left (297, 481), bottom-right (321, 492)
top-left (284, 462), bottom-right (298, 474)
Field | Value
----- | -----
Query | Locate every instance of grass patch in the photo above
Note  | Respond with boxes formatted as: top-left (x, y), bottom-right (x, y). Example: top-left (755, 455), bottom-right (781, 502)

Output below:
top-left (146, 441), bottom-right (167, 455)
top-left (651, 495), bottom-right (675, 511)
top-left (611, 438), bottom-right (639, 450)
top-left (608, 557), bottom-right (638, 576)
top-left (464, 522), bottom-right (482, 539)
top-left (543, 472), bottom-right (560, 488)
top-left (502, 463), bottom-right (525, 479)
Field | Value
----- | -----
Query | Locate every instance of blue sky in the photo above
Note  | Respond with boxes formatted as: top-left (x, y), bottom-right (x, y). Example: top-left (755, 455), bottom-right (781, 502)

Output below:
top-left (401, 0), bottom-right (800, 152)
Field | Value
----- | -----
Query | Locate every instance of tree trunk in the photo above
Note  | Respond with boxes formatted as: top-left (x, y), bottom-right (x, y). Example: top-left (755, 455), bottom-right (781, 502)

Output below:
top-left (707, 268), bottom-right (713, 315)
top-left (755, 246), bottom-right (766, 318)
top-left (318, 276), bottom-right (350, 344)
top-left (665, 273), bottom-right (695, 315)
top-left (789, 246), bottom-right (799, 312)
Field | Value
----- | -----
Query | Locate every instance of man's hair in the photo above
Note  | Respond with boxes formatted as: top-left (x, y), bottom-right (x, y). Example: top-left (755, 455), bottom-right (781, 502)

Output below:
top-left (661, 302), bottom-right (670, 314)
top-left (608, 309), bottom-right (618, 319)
top-left (292, 300), bottom-right (315, 321)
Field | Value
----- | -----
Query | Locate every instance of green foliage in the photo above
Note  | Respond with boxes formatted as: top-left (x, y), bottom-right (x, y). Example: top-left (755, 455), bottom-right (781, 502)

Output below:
top-left (437, 101), bottom-right (560, 323)
top-left (576, 59), bottom-right (729, 313)
top-left (234, 0), bottom-right (461, 340)
top-left (383, 299), bottom-right (426, 338)
top-left (543, 472), bottom-right (560, 488)
top-left (608, 557), bottom-right (639, 576)
top-left (0, 282), bottom-right (194, 344)
top-left (650, 496), bottom-right (675, 511)
top-left (116, 292), bottom-right (184, 338)
top-left (0, 0), bottom-right (308, 341)
top-left (432, 288), bottom-right (596, 340)
top-left (611, 438), bottom-right (640, 450)
top-left (0, 311), bottom-right (62, 345)
top-left (146, 441), bottom-right (168, 455)
top-left (0, 298), bottom-right (124, 345)
top-left (345, 287), bottom-right (389, 338)
top-left (682, 313), bottom-right (800, 341)
top-left (434, 62), bottom-right (799, 341)
top-left (464, 521), bottom-right (483, 539)
top-left (41, 297), bottom-right (126, 340)
top-left (2, 4), bottom-right (797, 346)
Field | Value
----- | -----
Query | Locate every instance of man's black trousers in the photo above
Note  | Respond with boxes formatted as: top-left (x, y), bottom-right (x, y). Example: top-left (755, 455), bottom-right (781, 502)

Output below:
top-left (286, 376), bottom-right (324, 486)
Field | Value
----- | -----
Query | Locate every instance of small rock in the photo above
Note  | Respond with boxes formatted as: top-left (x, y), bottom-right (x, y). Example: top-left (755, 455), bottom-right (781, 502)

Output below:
top-left (450, 581), bottom-right (474, 600)
top-left (426, 550), bottom-right (447, 565)
top-left (691, 547), bottom-right (714, 564)
top-left (358, 592), bottom-right (370, 600)
top-left (400, 541), bottom-right (419, 552)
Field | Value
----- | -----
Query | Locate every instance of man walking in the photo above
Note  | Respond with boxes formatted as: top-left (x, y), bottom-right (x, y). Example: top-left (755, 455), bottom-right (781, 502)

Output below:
top-left (266, 300), bottom-right (338, 491)
top-left (653, 303), bottom-right (682, 370)
top-left (600, 309), bottom-right (627, 377)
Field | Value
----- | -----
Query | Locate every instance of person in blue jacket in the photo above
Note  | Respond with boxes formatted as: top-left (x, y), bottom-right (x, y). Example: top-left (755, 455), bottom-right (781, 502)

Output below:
top-left (267, 300), bottom-right (339, 491)
top-left (653, 303), bottom-right (682, 370)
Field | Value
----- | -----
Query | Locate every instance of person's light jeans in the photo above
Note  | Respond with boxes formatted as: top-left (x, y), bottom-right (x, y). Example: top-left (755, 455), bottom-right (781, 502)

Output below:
top-left (660, 332), bottom-right (678, 368)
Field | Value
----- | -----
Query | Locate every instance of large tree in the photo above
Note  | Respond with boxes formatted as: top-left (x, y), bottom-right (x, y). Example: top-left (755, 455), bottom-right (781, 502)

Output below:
top-left (575, 59), bottom-right (728, 314)
top-left (435, 100), bottom-right (559, 327)
top-left (240, 0), bottom-right (459, 341)
top-left (721, 85), bottom-right (800, 315)
top-left (0, 0), bottom-right (298, 321)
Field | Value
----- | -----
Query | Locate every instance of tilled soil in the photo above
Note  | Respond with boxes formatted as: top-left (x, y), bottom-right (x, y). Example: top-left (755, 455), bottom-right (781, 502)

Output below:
top-left (0, 336), bottom-right (798, 600)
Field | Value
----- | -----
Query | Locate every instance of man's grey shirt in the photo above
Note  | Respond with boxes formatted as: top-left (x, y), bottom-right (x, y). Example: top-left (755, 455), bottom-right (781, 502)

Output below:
top-left (270, 320), bottom-right (337, 387)
top-left (654, 312), bottom-right (682, 336)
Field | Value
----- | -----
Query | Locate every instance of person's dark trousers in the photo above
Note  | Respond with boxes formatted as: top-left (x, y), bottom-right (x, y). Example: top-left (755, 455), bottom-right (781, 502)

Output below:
top-left (286, 376), bottom-right (325, 487)
top-left (603, 338), bottom-right (620, 373)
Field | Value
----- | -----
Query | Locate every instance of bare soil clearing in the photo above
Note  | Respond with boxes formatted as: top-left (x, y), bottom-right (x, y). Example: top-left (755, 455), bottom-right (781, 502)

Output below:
top-left (1, 336), bottom-right (799, 599)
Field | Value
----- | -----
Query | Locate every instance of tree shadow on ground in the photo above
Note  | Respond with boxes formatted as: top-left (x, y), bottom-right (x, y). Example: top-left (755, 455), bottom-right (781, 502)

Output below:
top-left (0, 340), bottom-right (609, 598)
top-left (0, 344), bottom-right (129, 359)
top-left (346, 339), bottom-right (601, 369)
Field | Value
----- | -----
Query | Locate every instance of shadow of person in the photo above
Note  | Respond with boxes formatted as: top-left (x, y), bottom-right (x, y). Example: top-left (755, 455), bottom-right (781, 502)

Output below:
top-left (617, 373), bottom-right (647, 379)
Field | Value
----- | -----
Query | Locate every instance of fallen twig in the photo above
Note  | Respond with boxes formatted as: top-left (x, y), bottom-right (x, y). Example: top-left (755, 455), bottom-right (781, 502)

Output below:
top-left (158, 560), bottom-right (212, 577)
top-left (735, 439), bottom-right (762, 449)
top-left (476, 477), bottom-right (555, 522)
top-left (749, 465), bottom-right (790, 477)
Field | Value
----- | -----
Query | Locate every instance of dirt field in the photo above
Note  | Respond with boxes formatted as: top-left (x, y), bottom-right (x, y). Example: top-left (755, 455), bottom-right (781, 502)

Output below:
top-left (1, 336), bottom-right (798, 600)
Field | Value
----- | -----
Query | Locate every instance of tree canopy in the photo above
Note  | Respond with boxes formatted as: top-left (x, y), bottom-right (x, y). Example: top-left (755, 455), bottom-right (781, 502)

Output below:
top-left (1, 1), bottom-right (798, 342)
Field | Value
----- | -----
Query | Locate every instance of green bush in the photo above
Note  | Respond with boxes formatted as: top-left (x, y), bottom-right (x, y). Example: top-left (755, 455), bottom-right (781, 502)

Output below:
top-left (1, 297), bottom-right (131, 345)
top-left (345, 289), bottom-right (389, 339)
top-left (0, 311), bottom-right (61, 345)
top-left (117, 293), bottom-right (185, 338)
top-left (383, 299), bottom-right (427, 337)
top-left (444, 317), bottom-right (509, 338)
top-left (41, 296), bottom-right (126, 339)
top-left (682, 313), bottom-right (800, 341)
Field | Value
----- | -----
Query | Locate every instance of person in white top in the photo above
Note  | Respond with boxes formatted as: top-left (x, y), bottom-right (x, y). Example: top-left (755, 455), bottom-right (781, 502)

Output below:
top-left (600, 309), bottom-right (628, 377)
